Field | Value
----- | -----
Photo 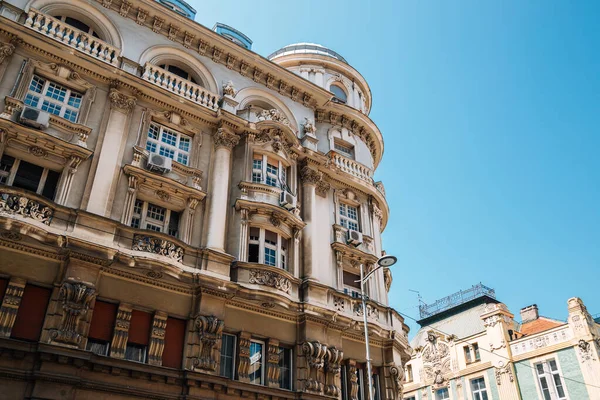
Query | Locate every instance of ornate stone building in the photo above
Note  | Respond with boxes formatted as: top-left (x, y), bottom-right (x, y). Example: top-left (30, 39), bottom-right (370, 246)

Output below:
top-left (403, 284), bottom-right (600, 400)
top-left (0, 0), bottom-right (410, 399)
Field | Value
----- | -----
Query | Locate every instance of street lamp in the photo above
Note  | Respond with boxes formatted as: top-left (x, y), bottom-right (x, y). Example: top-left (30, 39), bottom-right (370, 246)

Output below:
top-left (358, 255), bottom-right (397, 400)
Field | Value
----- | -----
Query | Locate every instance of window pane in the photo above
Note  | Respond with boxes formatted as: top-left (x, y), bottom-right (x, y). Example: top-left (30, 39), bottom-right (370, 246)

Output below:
top-left (146, 203), bottom-right (166, 221)
top-left (220, 334), bottom-right (236, 378)
top-left (265, 230), bottom-right (277, 245)
top-left (41, 100), bottom-right (62, 116)
top-left (0, 155), bottom-right (15, 184)
top-left (249, 227), bottom-right (260, 241)
top-left (248, 243), bottom-right (259, 263)
top-left (264, 247), bottom-right (276, 266)
top-left (12, 160), bottom-right (43, 193)
top-left (330, 84), bottom-right (347, 103)
top-left (45, 82), bottom-right (67, 102)
top-left (161, 129), bottom-right (177, 146)
top-left (168, 211), bottom-right (180, 237)
top-left (86, 339), bottom-right (109, 356)
top-left (278, 347), bottom-right (292, 389)
top-left (249, 341), bottom-right (263, 385)
top-left (29, 76), bottom-right (44, 93)
top-left (124, 343), bottom-right (147, 363)
top-left (41, 169), bottom-right (60, 200)
top-left (148, 124), bottom-right (159, 140)
top-left (24, 93), bottom-right (40, 107)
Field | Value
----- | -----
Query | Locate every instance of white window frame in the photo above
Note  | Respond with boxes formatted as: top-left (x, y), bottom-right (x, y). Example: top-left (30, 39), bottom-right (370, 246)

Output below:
top-left (334, 139), bottom-right (355, 159)
top-left (470, 377), bottom-right (489, 400)
top-left (247, 227), bottom-right (288, 270)
top-left (0, 155), bottom-right (59, 197)
top-left (249, 339), bottom-right (265, 386)
top-left (219, 333), bottom-right (237, 379)
top-left (24, 74), bottom-right (83, 122)
top-left (146, 122), bottom-right (192, 166)
top-left (54, 15), bottom-right (99, 37)
top-left (405, 364), bottom-right (413, 382)
top-left (339, 202), bottom-right (360, 231)
top-left (534, 358), bottom-right (567, 400)
top-left (251, 153), bottom-right (288, 189)
top-left (435, 387), bottom-right (450, 400)
top-left (131, 199), bottom-right (180, 237)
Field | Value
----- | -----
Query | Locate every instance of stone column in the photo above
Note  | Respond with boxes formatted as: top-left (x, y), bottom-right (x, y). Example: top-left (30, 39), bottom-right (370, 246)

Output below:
top-left (49, 279), bottom-right (96, 347)
top-left (568, 297), bottom-right (600, 399)
top-left (109, 303), bottom-right (133, 359)
top-left (266, 338), bottom-right (281, 388)
top-left (300, 165), bottom-right (322, 280)
top-left (120, 175), bottom-right (138, 225)
top-left (180, 197), bottom-right (200, 244)
top-left (54, 156), bottom-right (82, 206)
top-left (0, 277), bottom-right (25, 338)
top-left (480, 303), bottom-right (521, 400)
top-left (148, 311), bottom-right (167, 366)
top-left (205, 128), bottom-right (239, 252)
top-left (86, 88), bottom-right (136, 216)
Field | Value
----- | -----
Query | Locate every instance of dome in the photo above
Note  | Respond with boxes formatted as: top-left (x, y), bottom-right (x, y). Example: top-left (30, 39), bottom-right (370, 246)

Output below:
top-left (267, 43), bottom-right (348, 64)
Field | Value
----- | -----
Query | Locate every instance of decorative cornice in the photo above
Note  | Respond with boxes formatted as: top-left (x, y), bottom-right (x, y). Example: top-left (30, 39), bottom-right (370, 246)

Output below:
top-left (213, 127), bottom-right (240, 149)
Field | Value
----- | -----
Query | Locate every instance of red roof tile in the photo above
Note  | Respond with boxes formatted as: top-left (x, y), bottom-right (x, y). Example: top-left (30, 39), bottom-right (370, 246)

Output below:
top-left (519, 317), bottom-right (564, 336)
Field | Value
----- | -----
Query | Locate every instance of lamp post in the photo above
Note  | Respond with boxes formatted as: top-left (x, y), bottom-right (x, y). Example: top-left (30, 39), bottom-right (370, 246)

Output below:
top-left (359, 255), bottom-right (397, 400)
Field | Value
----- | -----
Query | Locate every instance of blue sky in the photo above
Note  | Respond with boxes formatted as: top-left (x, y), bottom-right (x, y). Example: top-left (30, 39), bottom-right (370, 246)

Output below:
top-left (189, 1), bottom-right (600, 335)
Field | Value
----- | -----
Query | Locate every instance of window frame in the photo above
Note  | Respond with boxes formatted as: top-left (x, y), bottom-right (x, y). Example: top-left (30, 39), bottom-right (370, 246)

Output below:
top-left (334, 139), bottom-right (355, 159)
top-left (131, 199), bottom-right (180, 238)
top-left (0, 154), bottom-right (61, 200)
top-left (339, 202), bottom-right (360, 232)
top-left (146, 122), bottom-right (192, 166)
top-left (405, 364), bottom-right (414, 382)
top-left (247, 226), bottom-right (289, 270)
top-left (330, 83), bottom-right (348, 104)
top-left (124, 342), bottom-right (148, 363)
top-left (219, 333), bottom-right (237, 379)
top-left (464, 342), bottom-right (481, 364)
top-left (251, 153), bottom-right (289, 190)
top-left (278, 346), bottom-right (293, 390)
top-left (470, 377), bottom-right (489, 400)
top-left (435, 387), bottom-right (450, 400)
top-left (24, 74), bottom-right (83, 123)
top-left (534, 358), bottom-right (567, 400)
top-left (86, 338), bottom-right (111, 356)
top-left (248, 339), bottom-right (266, 386)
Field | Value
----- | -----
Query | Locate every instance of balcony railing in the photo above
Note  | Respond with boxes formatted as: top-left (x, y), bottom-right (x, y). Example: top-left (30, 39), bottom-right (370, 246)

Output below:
top-left (141, 63), bottom-right (219, 111)
top-left (329, 151), bottom-right (373, 183)
top-left (419, 283), bottom-right (496, 319)
top-left (24, 9), bottom-right (120, 66)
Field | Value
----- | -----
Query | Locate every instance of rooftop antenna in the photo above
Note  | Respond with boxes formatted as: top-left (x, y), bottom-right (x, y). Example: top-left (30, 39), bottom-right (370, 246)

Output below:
top-left (408, 289), bottom-right (424, 305)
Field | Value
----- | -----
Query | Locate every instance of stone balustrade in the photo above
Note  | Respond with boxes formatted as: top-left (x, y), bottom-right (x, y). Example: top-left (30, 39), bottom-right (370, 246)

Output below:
top-left (0, 190), bottom-right (54, 225)
top-left (132, 234), bottom-right (184, 263)
top-left (329, 151), bottom-right (373, 183)
top-left (24, 9), bottom-right (120, 66)
top-left (141, 63), bottom-right (219, 111)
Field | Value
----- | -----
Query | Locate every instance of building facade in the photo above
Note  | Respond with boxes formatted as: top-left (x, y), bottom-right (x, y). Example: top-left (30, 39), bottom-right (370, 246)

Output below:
top-left (403, 284), bottom-right (600, 400)
top-left (0, 0), bottom-right (411, 399)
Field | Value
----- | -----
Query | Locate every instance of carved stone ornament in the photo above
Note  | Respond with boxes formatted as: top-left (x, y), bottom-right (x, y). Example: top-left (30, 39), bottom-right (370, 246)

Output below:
top-left (249, 269), bottom-right (291, 294)
top-left (119, 0), bottom-right (131, 16)
top-left (148, 313), bottom-right (167, 365)
top-left (389, 364), bottom-right (405, 399)
top-left (355, 303), bottom-right (380, 321)
top-left (383, 267), bottom-right (393, 292)
top-left (300, 166), bottom-right (322, 185)
top-left (213, 128), bottom-right (240, 149)
top-left (324, 346), bottom-right (343, 396)
top-left (303, 118), bottom-right (317, 135)
top-left (0, 192), bottom-right (53, 225)
top-left (132, 234), bottom-right (184, 262)
top-left (578, 339), bottom-right (595, 363)
top-left (193, 315), bottom-right (224, 371)
top-left (494, 361), bottom-right (515, 385)
top-left (51, 280), bottom-right (96, 345)
top-left (108, 88), bottom-right (136, 113)
top-left (110, 305), bottom-right (132, 359)
top-left (256, 109), bottom-right (291, 127)
top-left (0, 279), bottom-right (25, 338)
top-left (136, 8), bottom-right (148, 24)
top-left (222, 80), bottom-right (236, 96)
top-left (316, 180), bottom-right (331, 197)
top-left (421, 331), bottom-right (451, 387)
top-left (302, 341), bottom-right (327, 393)
top-left (0, 42), bottom-right (15, 65)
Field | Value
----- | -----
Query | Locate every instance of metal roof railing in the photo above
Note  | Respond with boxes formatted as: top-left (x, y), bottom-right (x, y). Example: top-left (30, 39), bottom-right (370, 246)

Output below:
top-left (419, 283), bottom-right (496, 319)
top-left (267, 43), bottom-right (348, 64)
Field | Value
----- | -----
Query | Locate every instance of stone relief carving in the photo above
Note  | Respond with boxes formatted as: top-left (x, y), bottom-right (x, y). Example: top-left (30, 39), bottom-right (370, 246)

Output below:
top-left (193, 315), bottom-right (224, 371)
top-left (51, 280), bottom-right (96, 345)
top-left (132, 234), bottom-right (184, 262)
top-left (389, 364), bottom-right (404, 399)
top-left (324, 346), bottom-right (343, 397)
top-left (333, 296), bottom-right (345, 312)
top-left (299, 165), bottom-right (322, 185)
top-left (148, 313), bottom-right (167, 365)
top-left (302, 341), bottom-right (327, 393)
top-left (494, 361), bottom-right (514, 385)
top-left (354, 303), bottom-right (380, 321)
top-left (578, 339), bottom-right (596, 363)
top-left (108, 88), bottom-right (136, 113)
top-left (303, 118), bottom-right (317, 135)
top-left (0, 192), bottom-right (53, 225)
top-left (222, 80), bottom-right (236, 96)
top-left (0, 42), bottom-right (15, 65)
top-left (421, 331), bottom-right (451, 387)
top-left (0, 279), bottom-right (25, 338)
top-left (348, 361), bottom-right (359, 400)
top-left (237, 332), bottom-right (252, 381)
top-left (256, 109), bottom-right (291, 127)
top-left (110, 304), bottom-right (132, 359)
top-left (249, 269), bottom-right (291, 294)
top-left (266, 339), bottom-right (280, 387)
top-left (383, 267), bottom-right (393, 292)
top-left (213, 128), bottom-right (240, 149)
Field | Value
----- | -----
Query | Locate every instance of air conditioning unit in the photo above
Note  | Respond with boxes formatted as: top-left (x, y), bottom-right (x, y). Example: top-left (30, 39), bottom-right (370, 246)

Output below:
top-left (19, 107), bottom-right (49, 130)
top-left (279, 191), bottom-right (297, 210)
top-left (347, 229), bottom-right (363, 246)
top-left (146, 153), bottom-right (172, 174)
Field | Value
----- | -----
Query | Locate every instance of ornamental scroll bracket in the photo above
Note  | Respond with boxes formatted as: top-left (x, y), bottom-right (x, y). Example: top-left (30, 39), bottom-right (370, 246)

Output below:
top-left (51, 279), bottom-right (96, 346)
top-left (324, 346), bottom-right (343, 397)
top-left (302, 340), bottom-right (327, 394)
top-left (192, 315), bottom-right (224, 371)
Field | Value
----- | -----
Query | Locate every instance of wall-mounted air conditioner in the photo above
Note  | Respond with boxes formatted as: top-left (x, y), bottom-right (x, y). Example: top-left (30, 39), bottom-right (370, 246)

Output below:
top-left (146, 153), bottom-right (172, 174)
top-left (347, 229), bottom-right (363, 246)
top-left (279, 191), bottom-right (297, 210)
top-left (19, 107), bottom-right (49, 130)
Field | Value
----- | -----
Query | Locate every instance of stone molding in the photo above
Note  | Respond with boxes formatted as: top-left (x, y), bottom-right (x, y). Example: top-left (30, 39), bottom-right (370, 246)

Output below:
top-left (237, 331), bottom-right (252, 382)
top-left (324, 346), bottom-right (343, 397)
top-left (266, 339), bottom-right (280, 387)
top-left (51, 279), bottom-right (97, 346)
top-left (299, 165), bottom-right (322, 186)
top-left (0, 41), bottom-right (15, 65)
top-left (389, 363), bottom-right (404, 399)
top-left (302, 340), bottom-right (327, 393)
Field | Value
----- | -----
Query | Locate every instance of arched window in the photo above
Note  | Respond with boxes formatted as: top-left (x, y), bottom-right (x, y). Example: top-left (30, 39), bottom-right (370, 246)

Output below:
top-left (330, 84), bottom-right (347, 104)
top-left (158, 63), bottom-right (198, 84)
top-left (54, 16), bottom-right (101, 39)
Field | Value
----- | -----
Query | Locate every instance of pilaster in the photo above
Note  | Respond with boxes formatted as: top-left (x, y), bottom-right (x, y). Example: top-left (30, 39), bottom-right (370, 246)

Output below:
top-left (148, 311), bottom-right (167, 366)
top-left (301, 340), bottom-right (327, 394)
top-left (0, 277), bottom-right (25, 338)
top-left (266, 338), bottom-right (280, 388)
top-left (109, 303), bottom-right (133, 359)
top-left (299, 165), bottom-right (322, 280)
top-left (237, 331), bottom-right (252, 383)
top-left (324, 346), bottom-right (343, 397)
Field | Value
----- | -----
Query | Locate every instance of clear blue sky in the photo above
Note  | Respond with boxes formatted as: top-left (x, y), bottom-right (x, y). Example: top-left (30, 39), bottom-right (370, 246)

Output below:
top-left (189, 1), bottom-right (600, 335)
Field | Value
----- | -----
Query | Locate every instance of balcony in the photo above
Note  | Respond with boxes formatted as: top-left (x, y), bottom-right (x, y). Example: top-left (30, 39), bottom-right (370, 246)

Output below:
top-left (24, 9), bottom-right (120, 66)
top-left (141, 63), bottom-right (219, 111)
top-left (328, 151), bottom-right (373, 184)
top-left (332, 224), bottom-right (376, 257)
top-left (232, 261), bottom-right (300, 299)
top-left (0, 189), bottom-right (54, 226)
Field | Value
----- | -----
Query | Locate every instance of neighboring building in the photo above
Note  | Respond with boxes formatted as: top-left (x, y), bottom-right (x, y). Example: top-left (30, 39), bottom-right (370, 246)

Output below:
top-left (0, 0), bottom-right (410, 399)
top-left (403, 284), bottom-right (600, 400)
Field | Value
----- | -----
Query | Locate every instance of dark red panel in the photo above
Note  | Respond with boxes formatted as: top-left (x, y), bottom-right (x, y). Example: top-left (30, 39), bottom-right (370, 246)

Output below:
top-left (162, 317), bottom-right (186, 368)
top-left (11, 285), bottom-right (51, 342)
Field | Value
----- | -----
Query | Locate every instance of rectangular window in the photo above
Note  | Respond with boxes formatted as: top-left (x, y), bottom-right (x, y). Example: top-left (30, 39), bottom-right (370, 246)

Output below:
top-left (435, 388), bottom-right (450, 400)
top-left (343, 271), bottom-right (361, 298)
top-left (334, 140), bottom-right (355, 159)
top-left (535, 359), bottom-right (566, 400)
top-left (162, 317), bottom-right (186, 369)
top-left (278, 347), bottom-right (292, 390)
top-left (247, 227), bottom-right (288, 270)
top-left (24, 75), bottom-right (83, 122)
top-left (464, 345), bottom-right (473, 363)
top-left (406, 364), bottom-right (413, 382)
top-left (471, 377), bottom-right (489, 400)
top-left (339, 202), bottom-right (359, 231)
top-left (220, 333), bottom-right (237, 379)
top-left (251, 154), bottom-right (288, 189)
top-left (341, 364), bottom-right (349, 400)
top-left (130, 200), bottom-right (180, 238)
top-left (125, 310), bottom-right (152, 363)
top-left (405, 397), bottom-right (416, 400)
top-left (0, 155), bottom-right (60, 200)
top-left (11, 284), bottom-right (52, 342)
top-left (146, 123), bottom-right (191, 166)
top-left (86, 300), bottom-right (117, 356)
top-left (249, 340), bottom-right (264, 385)
top-left (465, 343), bottom-right (480, 364)
top-left (372, 373), bottom-right (381, 400)
top-left (473, 342), bottom-right (480, 361)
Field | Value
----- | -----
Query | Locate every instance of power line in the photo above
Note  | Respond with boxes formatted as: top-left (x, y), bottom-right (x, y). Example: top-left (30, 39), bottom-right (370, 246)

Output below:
top-left (397, 310), bottom-right (600, 391)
